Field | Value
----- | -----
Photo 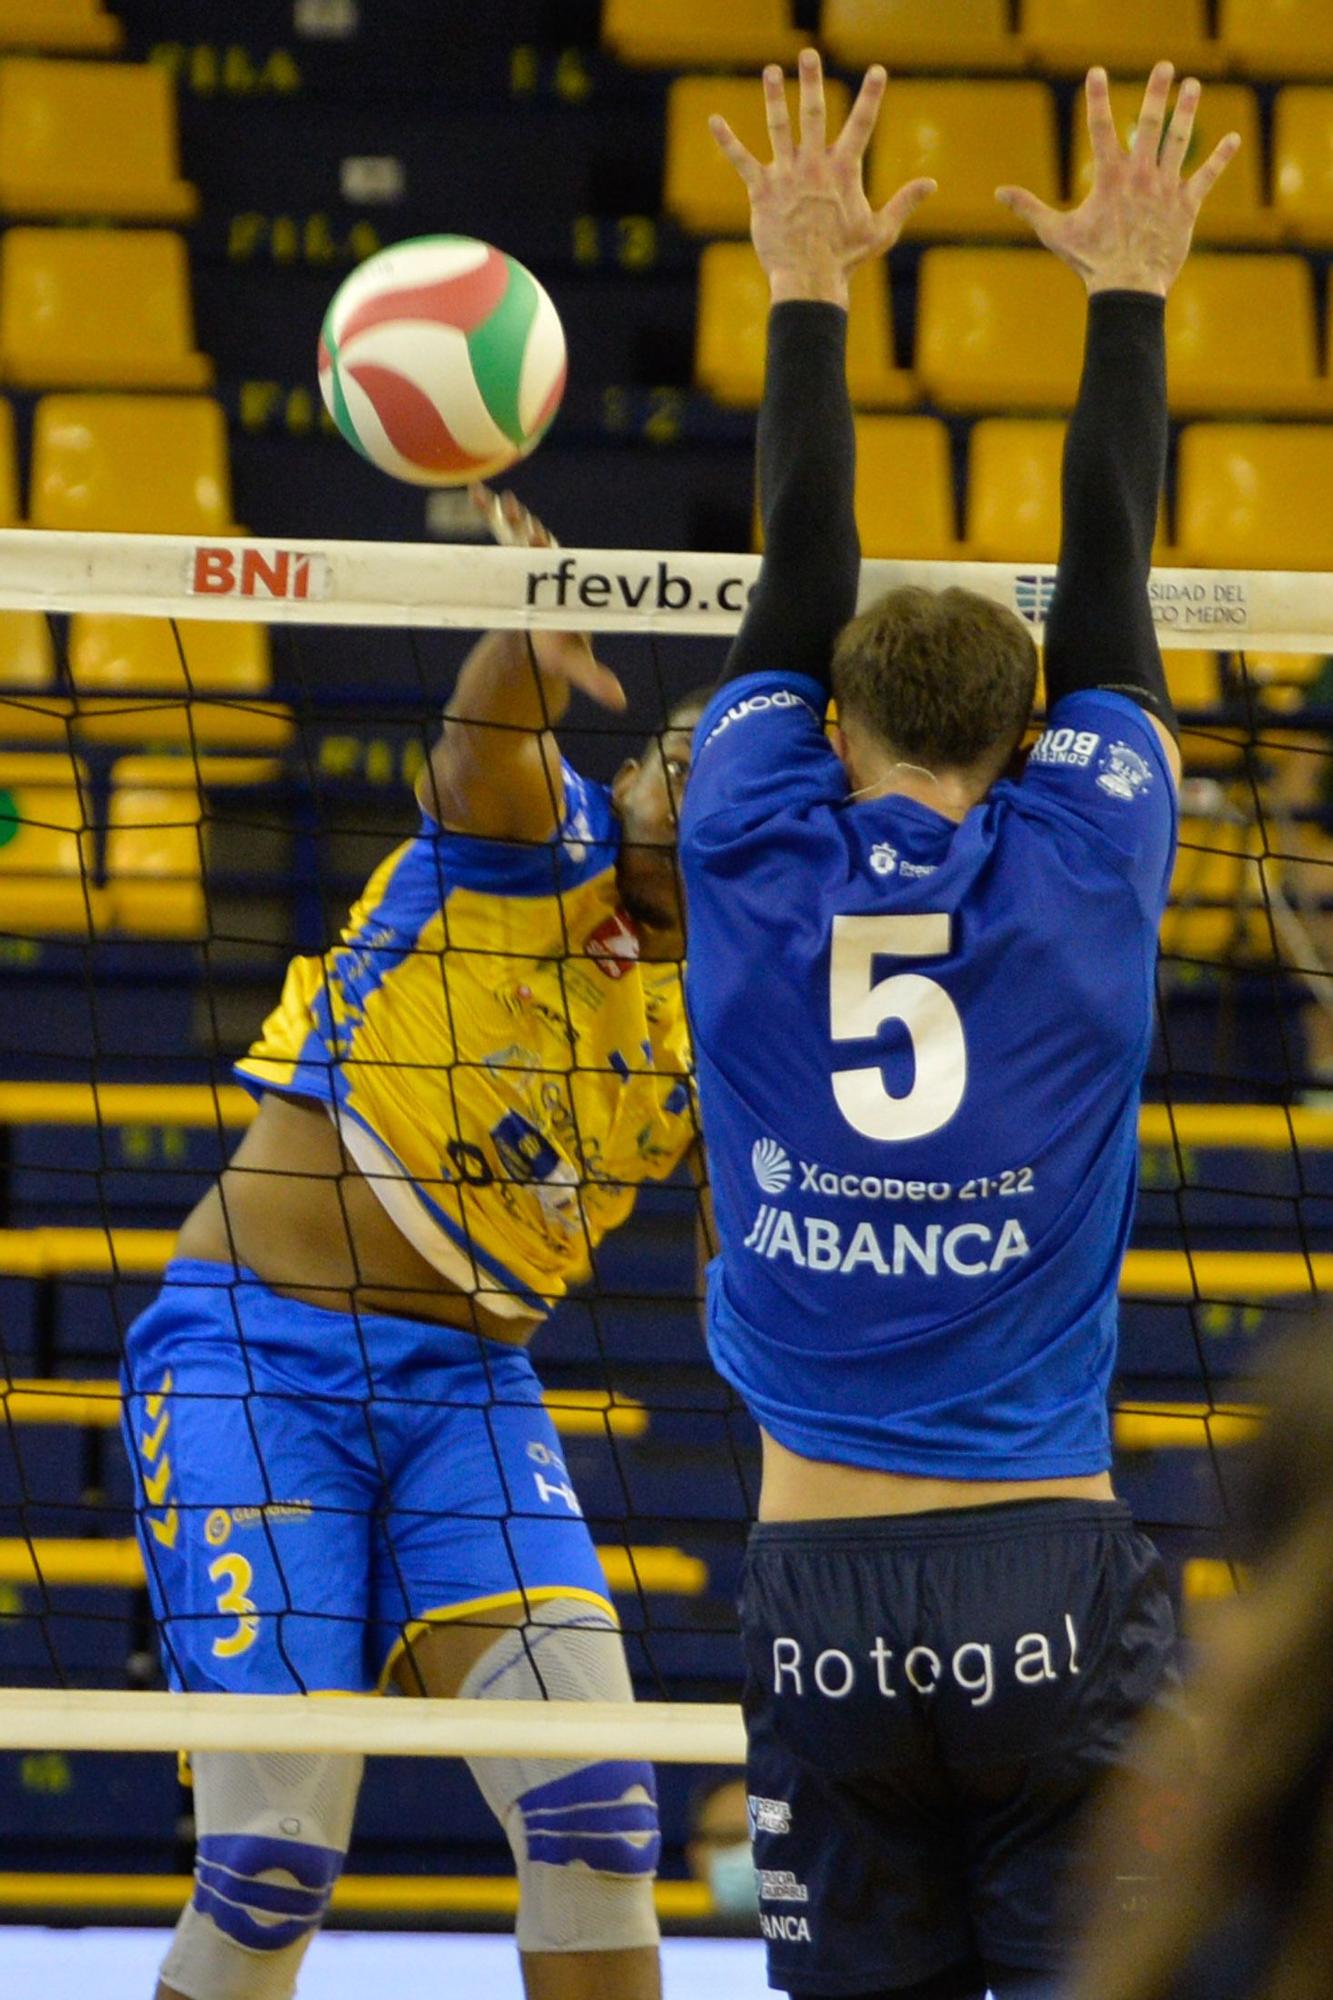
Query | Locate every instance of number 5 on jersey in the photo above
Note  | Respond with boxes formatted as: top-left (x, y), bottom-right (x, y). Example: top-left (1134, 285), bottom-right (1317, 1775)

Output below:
top-left (829, 915), bottom-right (966, 1142)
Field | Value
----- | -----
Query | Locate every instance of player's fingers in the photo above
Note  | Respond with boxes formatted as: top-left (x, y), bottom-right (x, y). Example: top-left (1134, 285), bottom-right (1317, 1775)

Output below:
top-left (562, 644), bottom-right (628, 711)
top-left (709, 115), bottom-right (762, 189)
top-left (1160, 76), bottom-right (1201, 180)
top-left (873, 175), bottom-right (936, 247)
top-left (797, 46), bottom-right (826, 154)
top-left (761, 63), bottom-right (793, 163)
top-left (994, 183), bottom-right (1058, 234)
top-left (1084, 66), bottom-right (1119, 170)
top-left (834, 63), bottom-right (887, 165)
top-left (1185, 129), bottom-right (1242, 209)
top-left (1131, 60), bottom-right (1175, 167)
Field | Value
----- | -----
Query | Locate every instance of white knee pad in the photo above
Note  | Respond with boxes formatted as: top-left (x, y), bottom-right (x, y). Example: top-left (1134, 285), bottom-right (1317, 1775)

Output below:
top-left (461, 1599), bottom-right (661, 1956)
top-left (160, 1749), bottom-right (364, 2000)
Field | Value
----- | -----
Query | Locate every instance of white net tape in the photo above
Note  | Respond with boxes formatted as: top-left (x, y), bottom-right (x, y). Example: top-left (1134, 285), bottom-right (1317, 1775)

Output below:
top-left (0, 528), bottom-right (1320, 649)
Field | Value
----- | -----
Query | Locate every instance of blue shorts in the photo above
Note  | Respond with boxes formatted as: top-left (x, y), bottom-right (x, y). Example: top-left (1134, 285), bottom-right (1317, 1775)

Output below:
top-left (121, 1259), bottom-right (614, 1694)
top-left (741, 1500), bottom-right (1178, 1997)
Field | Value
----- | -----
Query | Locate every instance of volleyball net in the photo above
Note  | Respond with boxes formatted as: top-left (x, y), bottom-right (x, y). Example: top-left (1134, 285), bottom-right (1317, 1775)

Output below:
top-left (0, 530), bottom-right (1329, 1762)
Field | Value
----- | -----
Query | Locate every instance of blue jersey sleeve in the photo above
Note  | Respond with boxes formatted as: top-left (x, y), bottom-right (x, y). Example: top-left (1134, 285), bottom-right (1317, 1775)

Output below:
top-left (681, 671), bottom-right (847, 856)
top-left (1016, 690), bottom-right (1177, 921)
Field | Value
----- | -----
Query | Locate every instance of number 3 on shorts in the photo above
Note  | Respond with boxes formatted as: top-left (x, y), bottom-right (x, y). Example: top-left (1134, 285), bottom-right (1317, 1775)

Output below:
top-left (208, 1551), bottom-right (260, 1659)
top-left (828, 914), bottom-right (966, 1142)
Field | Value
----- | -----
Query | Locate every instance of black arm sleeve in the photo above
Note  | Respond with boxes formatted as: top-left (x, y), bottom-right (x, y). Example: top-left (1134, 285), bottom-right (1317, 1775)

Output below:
top-left (718, 300), bottom-right (860, 696)
top-left (1043, 290), bottom-right (1177, 736)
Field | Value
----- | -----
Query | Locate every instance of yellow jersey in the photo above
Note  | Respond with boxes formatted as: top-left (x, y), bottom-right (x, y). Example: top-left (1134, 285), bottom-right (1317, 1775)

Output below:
top-left (237, 762), bottom-right (696, 1320)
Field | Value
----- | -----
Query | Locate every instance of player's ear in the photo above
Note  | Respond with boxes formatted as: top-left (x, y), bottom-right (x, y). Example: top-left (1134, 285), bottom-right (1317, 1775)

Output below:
top-left (611, 757), bottom-right (640, 809)
top-left (827, 720), bottom-right (853, 772)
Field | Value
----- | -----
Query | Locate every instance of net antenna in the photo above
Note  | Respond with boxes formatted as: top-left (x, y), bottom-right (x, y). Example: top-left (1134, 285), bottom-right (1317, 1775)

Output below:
top-left (0, 529), bottom-right (1325, 1760)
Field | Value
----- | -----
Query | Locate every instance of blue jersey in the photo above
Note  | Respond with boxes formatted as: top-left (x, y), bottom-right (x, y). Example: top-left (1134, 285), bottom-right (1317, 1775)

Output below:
top-left (680, 673), bottom-right (1178, 1479)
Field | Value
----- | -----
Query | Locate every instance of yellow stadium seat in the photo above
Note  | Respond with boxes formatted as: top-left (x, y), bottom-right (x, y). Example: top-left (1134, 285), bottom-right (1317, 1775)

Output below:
top-left (0, 395), bottom-right (19, 524)
top-left (0, 57), bottom-right (196, 222)
top-left (0, 228), bottom-right (212, 391)
top-left (1165, 255), bottom-right (1331, 415)
top-left (665, 73), bottom-right (851, 235)
top-left (1274, 89), bottom-right (1333, 247)
top-left (1220, 0), bottom-right (1333, 79)
top-left (1162, 815), bottom-right (1268, 960)
top-left (868, 81), bottom-right (1059, 241)
top-left (966, 419), bottom-right (1173, 561)
top-left (1071, 83), bottom-right (1274, 245)
top-left (915, 249), bottom-right (1084, 411)
top-left (602, 0), bottom-right (801, 68)
top-left (821, 0), bottom-right (1023, 72)
top-left (966, 420), bottom-right (1066, 561)
top-left (1021, 0), bottom-right (1223, 75)
top-left (105, 754), bottom-right (206, 937)
top-left (68, 617), bottom-right (270, 695)
top-left (853, 416), bottom-right (960, 559)
top-left (0, 614), bottom-right (54, 687)
top-left (66, 616), bottom-right (286, 753)
top-left (0, 1), bottom-right (121, 52)
top-left (0, 750), bottom-right (103, 932)
top-left (696, 242), bottom-right (915, 408)
top-left (1176, 424), bottom-right (1333, 570)
top-left (30, 395), bottom-right (234, 534)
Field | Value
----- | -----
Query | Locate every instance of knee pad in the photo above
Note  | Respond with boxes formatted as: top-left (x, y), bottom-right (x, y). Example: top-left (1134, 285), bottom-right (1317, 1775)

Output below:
top-left (461, 1599), bottom-right (661, 1955)
top-left (160, 1749), bottom-right (363, 2000)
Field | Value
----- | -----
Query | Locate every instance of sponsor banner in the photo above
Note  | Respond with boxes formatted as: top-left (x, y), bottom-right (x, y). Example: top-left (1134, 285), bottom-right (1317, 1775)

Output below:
top-left (0, 531), bottom-right (1316, 646)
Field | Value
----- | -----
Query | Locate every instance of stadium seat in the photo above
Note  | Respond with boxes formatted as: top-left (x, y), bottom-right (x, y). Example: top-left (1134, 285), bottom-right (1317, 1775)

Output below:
top-left (665, 74), bottom-right (851, 235)
top-left (1273, 89), bottom-right (1333, 247)
top-left (852, 417), bottom-right (960, 559)
top-left (820, 0), bottom-right (1023, 72)
top-left (0, 1), bottom-right (121, 52)
top-left (1070, 83), bottom-right (1275, 245)
top-left (67, 615), bottom-right (284, 751)
top-left (1176, 424), bottom-right (1333, 570)
top-left (1165, 255), bottom-right (1332, 415)
top-left (68, 617), bottom-right (270, 696)
top-left (104, 754), bottom-right (207, 937)
top-left (601, 0), bottom-right (802, 68)
top-left (30, 395), bottom-right (234, 534)
top-left (0, 614), bottom-right (54, 688)
top-left (0, 229), bottom-right (212, 390)
top-left (868, 81), bottom-right (1060, 240)
top-left (0, 750), bottom-right (102, 932)
top-left (915, 249), bottom-right (1084, 411)
top-left (1220, 0), bottom-right (1333, 79)
top-left (1020, 0), bottom-right (1223, 75)
top-left (1163, 815), bottom-right (1267, 961)
top-left (0, 394), bottom-right (18, 525)
top-left (0, 58), bottom-right (197, 221)
top-left (696, 242), bottom-right (915, 408)
top-left (966, 420), bottom-right (1173, 562)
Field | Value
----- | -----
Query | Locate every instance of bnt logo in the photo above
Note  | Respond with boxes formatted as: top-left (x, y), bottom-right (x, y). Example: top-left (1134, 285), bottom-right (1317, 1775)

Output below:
top-left (189, 546), bottom-right (330, 600)
top-left (1015, 573), bottom-right (1057, 626)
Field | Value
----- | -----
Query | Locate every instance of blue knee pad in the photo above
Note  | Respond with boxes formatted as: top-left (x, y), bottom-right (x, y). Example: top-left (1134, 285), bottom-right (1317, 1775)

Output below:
top-left (518, 1759), bottom-right (661, 1876)
top-left (192, 1834), bottom-right (342, 1951)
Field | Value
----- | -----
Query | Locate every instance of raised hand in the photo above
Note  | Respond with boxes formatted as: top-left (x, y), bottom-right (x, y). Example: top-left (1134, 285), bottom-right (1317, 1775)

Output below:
top-left (710, 47), bottom-right (935, 309)
top-left (469, 482), bottom-right (626, 712)
top-left (997, 62), bottom-right (1239, 298)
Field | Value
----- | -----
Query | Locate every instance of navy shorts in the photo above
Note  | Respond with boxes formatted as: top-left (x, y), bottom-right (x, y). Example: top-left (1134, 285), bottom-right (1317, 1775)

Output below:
top-left (122, 1259), bottom-right (614, 1694)
top-left (740, 1500), bottom-right (1177, 1998)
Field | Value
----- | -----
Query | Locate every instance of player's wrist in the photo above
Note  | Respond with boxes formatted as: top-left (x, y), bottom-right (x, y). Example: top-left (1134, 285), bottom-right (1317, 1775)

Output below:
top-left (767, 268), bottom-right (850, 309)
top-left (1083, 271), bottom-right (1170, 299)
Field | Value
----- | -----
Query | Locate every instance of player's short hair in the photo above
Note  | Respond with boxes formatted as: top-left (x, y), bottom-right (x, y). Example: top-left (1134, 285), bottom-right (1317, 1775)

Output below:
top-left (832, 587), bottom-right (1038, 775)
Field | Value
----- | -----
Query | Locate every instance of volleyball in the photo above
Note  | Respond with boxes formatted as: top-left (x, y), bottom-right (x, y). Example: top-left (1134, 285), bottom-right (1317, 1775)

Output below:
top-left (317, 235), bottom-right (567, 486)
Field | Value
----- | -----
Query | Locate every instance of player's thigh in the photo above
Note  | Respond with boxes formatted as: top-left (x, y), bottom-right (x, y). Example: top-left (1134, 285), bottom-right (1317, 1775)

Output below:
top-left (122, 1300), bottom-right (377, 1693)
top-left (949, 1511), bottom-right (1179, 1976)
top-left (371, 1361), bottom-right (613, 1691)
top-left (742, 1536), bottom-right (977, 1996)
